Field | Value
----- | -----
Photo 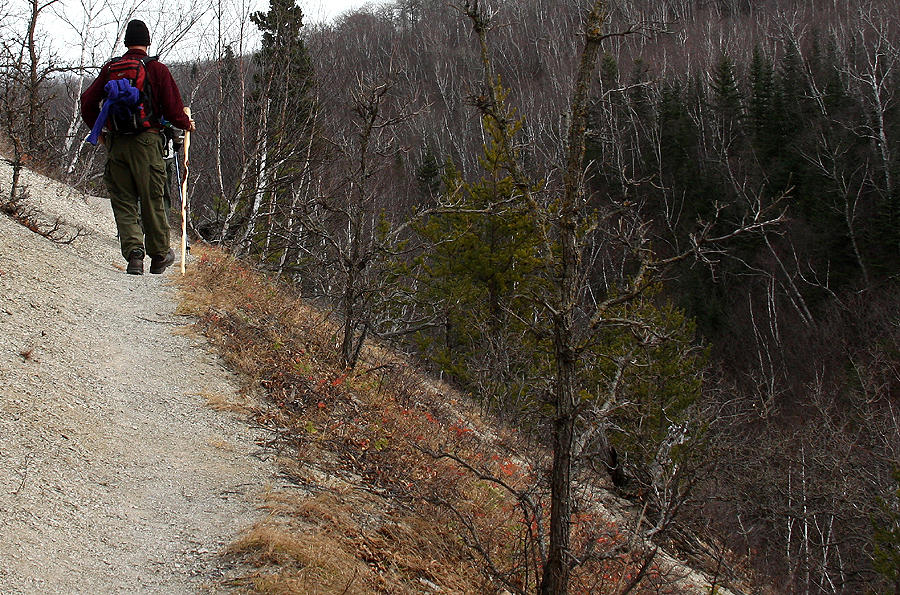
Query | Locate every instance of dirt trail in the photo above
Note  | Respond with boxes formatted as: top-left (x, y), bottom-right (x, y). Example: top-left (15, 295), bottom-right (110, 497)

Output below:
top-left (0, 161), bottom-right (273, 593)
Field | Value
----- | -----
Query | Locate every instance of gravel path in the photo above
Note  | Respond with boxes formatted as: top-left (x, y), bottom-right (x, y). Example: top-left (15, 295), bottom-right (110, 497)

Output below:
top-left (0, 161), bottom-right (273, 593)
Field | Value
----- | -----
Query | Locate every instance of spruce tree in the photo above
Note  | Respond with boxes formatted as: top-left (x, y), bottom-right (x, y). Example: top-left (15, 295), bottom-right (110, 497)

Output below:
top-left (251, 0), bottom-right (313, 103)
top-left (874, 469), bottom-right (900, 593)
top-left (414, 94), bottom-right (544, 413)
top-left (776, 42), bottom-right (807, 140)
top-left (599, 52), bottom-right (619, 89)
top-left (415, 148), bottom-right (441, 199)
top-left (658, 81), bottom-right (697, 187)
top-left (241, 0), bottom-right (315, 259)
top-left (710, 52), bottom-right (744, 132)
top-left (749, 45), bottom-right (777, 158)
top-left (250, 0), bottom-right (314, 154)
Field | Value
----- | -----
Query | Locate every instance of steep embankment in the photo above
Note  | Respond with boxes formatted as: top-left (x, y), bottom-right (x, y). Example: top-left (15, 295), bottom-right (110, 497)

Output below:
top-left (0, 159), bottom-right (743, 594)
top-left (0, 161), bottom-right (274, 592)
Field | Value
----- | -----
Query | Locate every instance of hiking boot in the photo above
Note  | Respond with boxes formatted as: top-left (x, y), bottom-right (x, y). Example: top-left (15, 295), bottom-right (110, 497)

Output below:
top-left (126, 249), bottom-right (144, 275)
top-left (149, 248), bottom-right (175, 274)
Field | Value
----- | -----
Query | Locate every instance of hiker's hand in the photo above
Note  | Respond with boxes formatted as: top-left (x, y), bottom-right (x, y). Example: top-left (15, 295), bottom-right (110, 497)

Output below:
top-left (187, 118), bottom-right (196, 132)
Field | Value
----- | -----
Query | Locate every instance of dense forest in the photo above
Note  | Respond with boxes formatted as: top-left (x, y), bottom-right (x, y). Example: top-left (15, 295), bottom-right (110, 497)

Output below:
top-left (2, 0), bottom-right (899, 592)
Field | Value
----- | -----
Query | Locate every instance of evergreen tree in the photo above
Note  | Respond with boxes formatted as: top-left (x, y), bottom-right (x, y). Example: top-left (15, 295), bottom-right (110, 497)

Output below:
top-left (414, 96), bottom-right (544, 414)
top-left (657, 81), bottom-right (698, 188)
top-left (819, 35), bottom-right (852, 116)
top-left (628, 57), bottom-right (652, 121)
top-left (251, 0), bottom-right (313, 102)
top-left (776, 42), bottom-right (807, 140)
top-left (748, 45), bottom-right (777, 158)
top-left (710, 52), bottom-right (744, 135)
top-left (599, 52), bottom-right (619, 90)
top-left (250, 0), bottom-right (314, 152)
top-left (415, 148), bottom-right (441, 199)
top-left (874, 469), bottom-right (900, 593)
top-left (241, 0), bottom-right (315, 259)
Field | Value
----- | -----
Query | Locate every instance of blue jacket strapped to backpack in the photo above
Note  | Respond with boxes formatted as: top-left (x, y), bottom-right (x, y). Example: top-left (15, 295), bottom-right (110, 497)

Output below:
top-left (87, 79), bottom-right (141, 146)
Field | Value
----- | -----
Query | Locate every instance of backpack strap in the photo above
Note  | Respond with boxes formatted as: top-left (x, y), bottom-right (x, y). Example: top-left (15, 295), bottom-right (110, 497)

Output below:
top-left (101, 56), bottom-right (121, 80)
top-left (103, 54), bottom-right (156, 73)
top-left (138, 56), bottom-right (159, 127)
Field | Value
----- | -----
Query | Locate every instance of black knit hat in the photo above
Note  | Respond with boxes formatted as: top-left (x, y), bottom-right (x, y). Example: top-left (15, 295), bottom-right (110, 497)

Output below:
top-left (123, 20), bottom-right (151, 47)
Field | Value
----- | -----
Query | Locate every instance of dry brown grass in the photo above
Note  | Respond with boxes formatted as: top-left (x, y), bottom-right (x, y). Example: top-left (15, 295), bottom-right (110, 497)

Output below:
top-left (176, 245), bottom-right (718, 594)
top-left (199, 390), bottom-right (256, 414)
top-left (226, 522), bottom-right (373, 594)
top-left (176, 247), bottom-right (491, 591)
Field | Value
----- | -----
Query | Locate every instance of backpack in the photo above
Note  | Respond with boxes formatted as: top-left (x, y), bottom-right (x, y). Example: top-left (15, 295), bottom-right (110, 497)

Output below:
top-left (103, 55), bottom-right (158, 134)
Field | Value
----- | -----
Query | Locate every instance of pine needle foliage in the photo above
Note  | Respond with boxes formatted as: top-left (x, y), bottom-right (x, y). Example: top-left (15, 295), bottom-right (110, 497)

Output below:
top-left (874, 468), bottom-right (900, 593)
top-left (414, 84), bottom-right (547, 417)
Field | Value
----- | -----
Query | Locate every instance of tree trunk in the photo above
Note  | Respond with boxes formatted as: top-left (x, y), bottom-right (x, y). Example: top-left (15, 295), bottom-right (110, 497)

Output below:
top-left (540, 3), bottom-right (608, 593)
top-left (27, 0), bottom-right (40, 152)
top-left (240, 99), bottom-right (270, 252)
top-left (341, 267), bottom-right (357, 368)
top-left (540, 318), bottom-right (577, 594)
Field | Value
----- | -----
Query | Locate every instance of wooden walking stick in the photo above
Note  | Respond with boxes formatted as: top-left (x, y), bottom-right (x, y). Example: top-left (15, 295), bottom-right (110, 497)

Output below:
top-left (180, 106), bottom-right (191, 275)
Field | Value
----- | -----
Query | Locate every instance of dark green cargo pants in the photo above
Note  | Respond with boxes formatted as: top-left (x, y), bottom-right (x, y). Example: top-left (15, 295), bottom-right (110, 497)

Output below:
top-left (103, 131), bottom-right (170, 260)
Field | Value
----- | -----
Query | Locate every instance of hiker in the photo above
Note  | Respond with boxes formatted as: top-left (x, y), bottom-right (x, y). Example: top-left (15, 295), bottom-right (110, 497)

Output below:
top-left (80, 19), bottom-right (195, 275)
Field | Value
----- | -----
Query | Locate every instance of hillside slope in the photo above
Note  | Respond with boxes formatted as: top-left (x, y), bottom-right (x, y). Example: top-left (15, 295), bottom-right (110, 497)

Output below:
top-left (0, 159), bottom-right (743, 594)
top-left (0, 160), bottom-right (276, 592)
